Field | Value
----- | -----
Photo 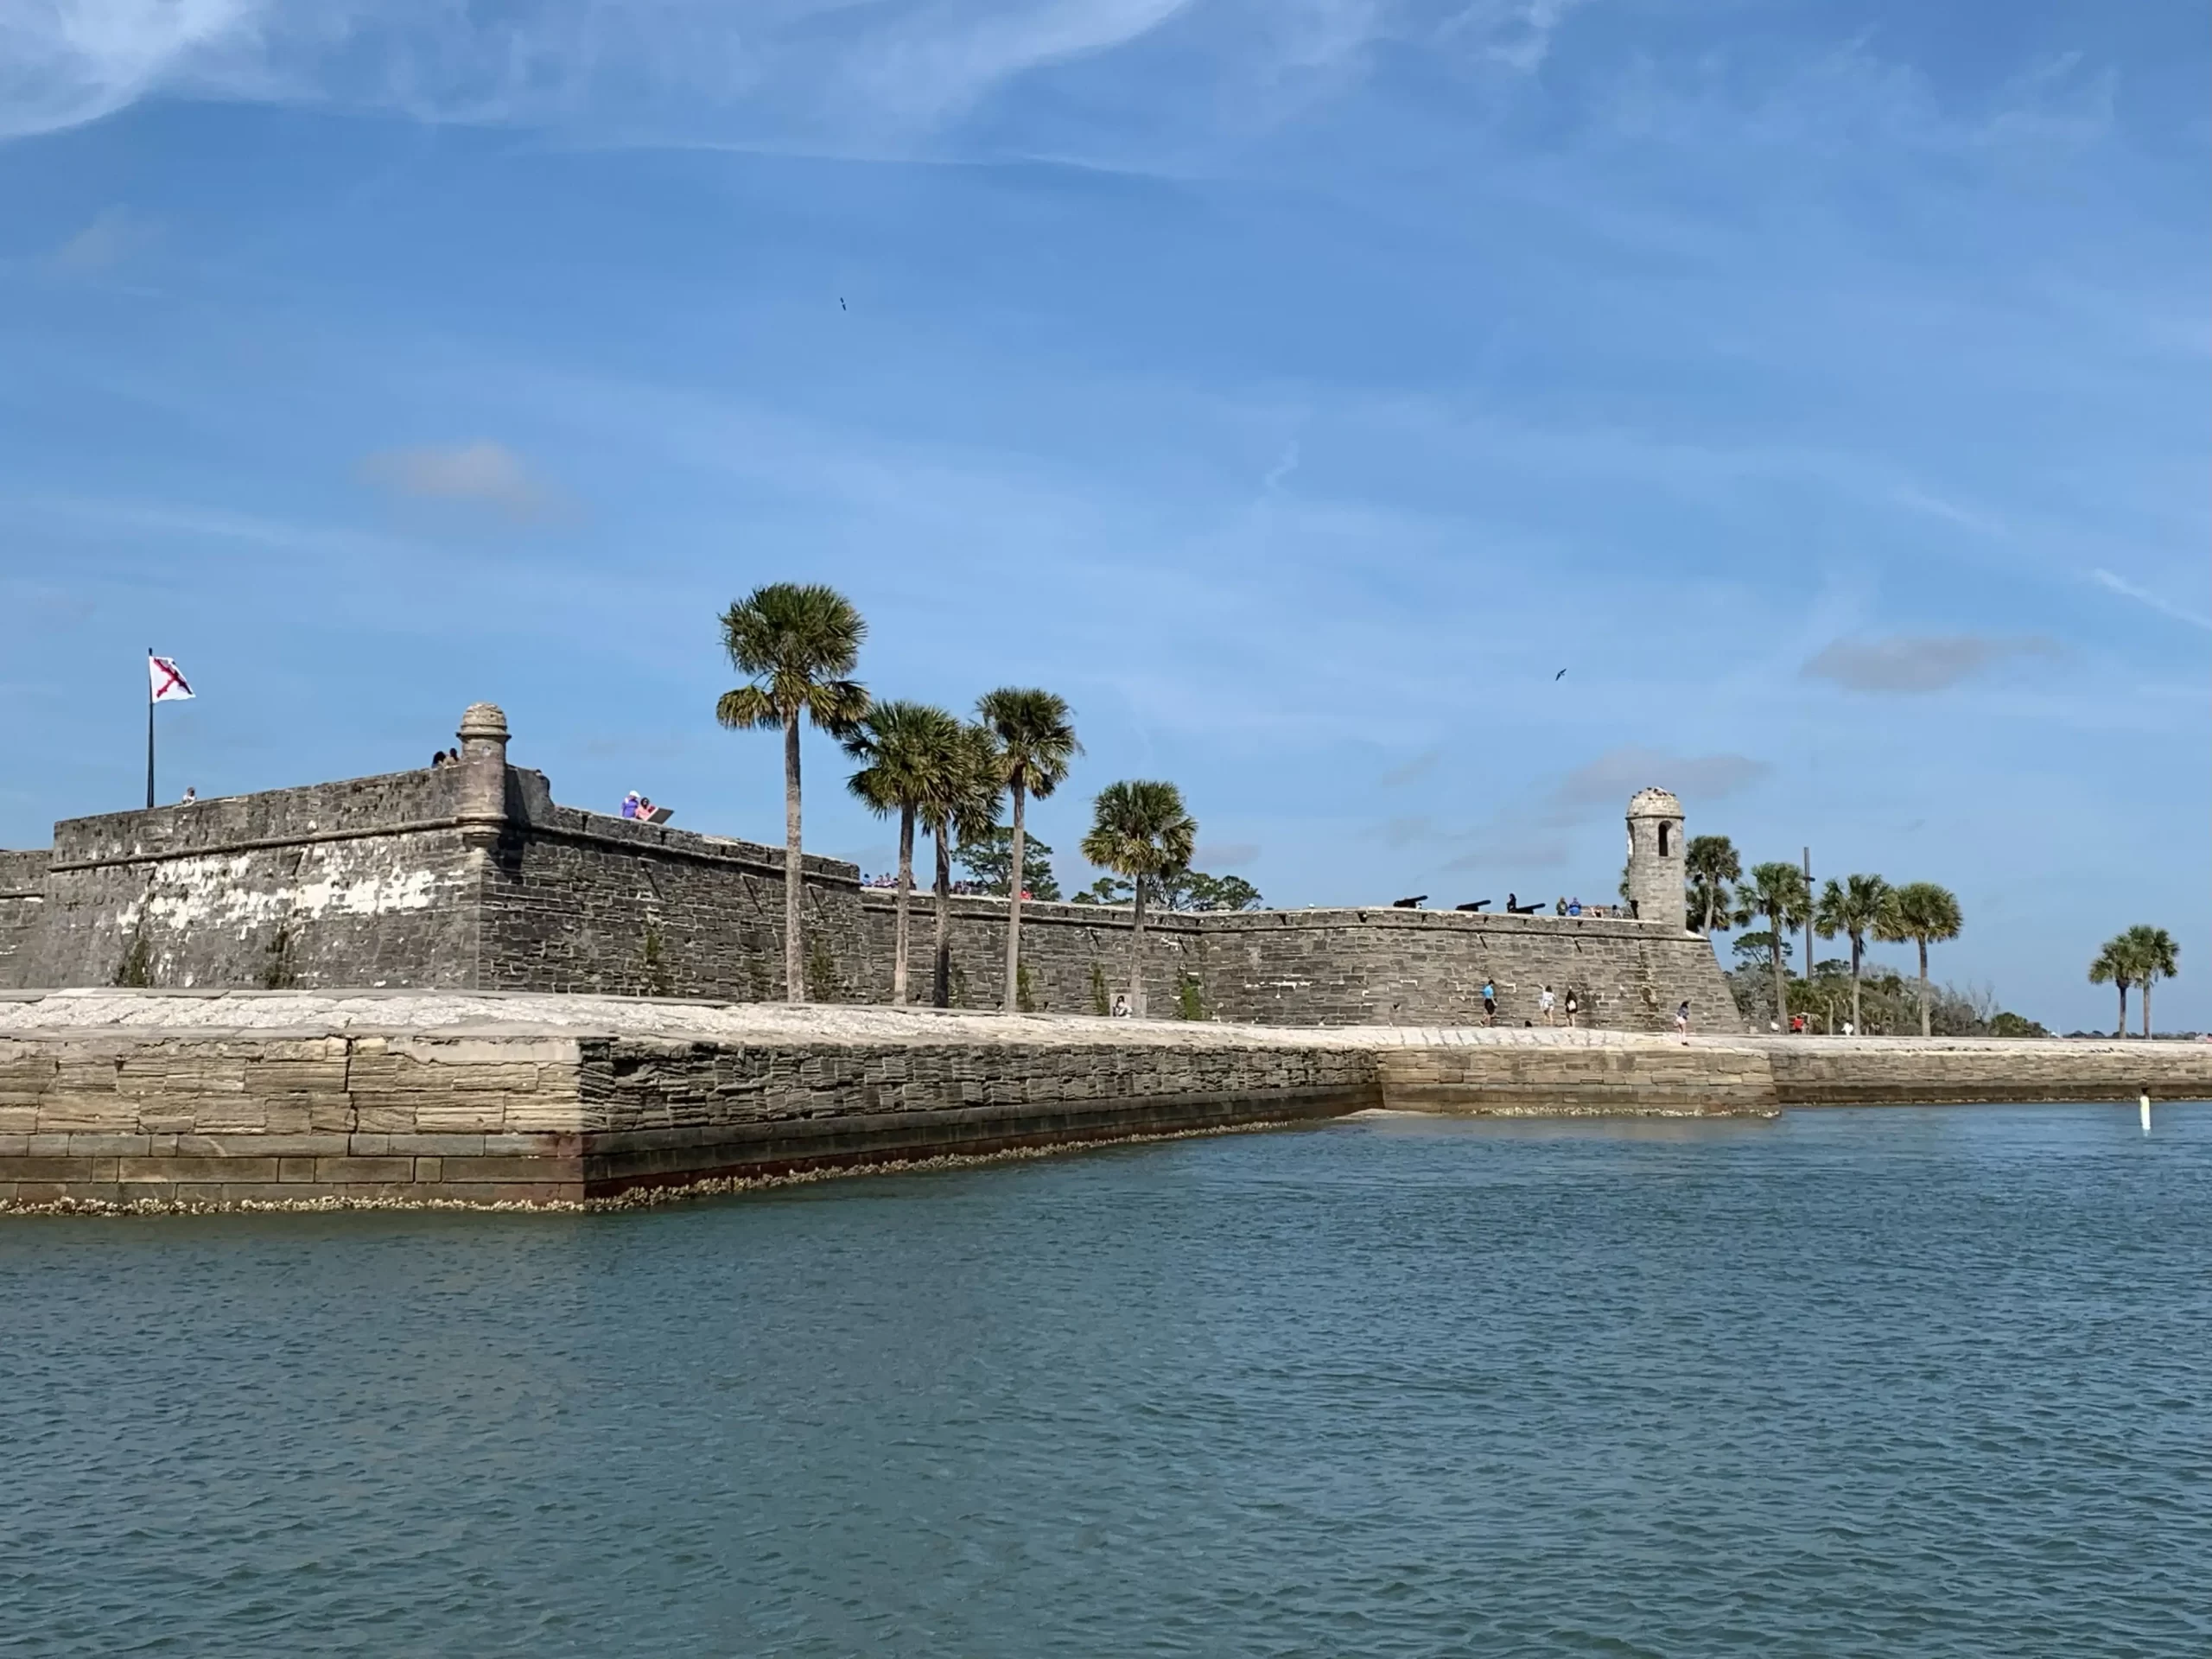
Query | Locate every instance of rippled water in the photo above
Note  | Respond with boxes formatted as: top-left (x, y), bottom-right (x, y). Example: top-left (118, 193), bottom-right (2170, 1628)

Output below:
top-left (5, 1104), bottom-right (2209, 1657)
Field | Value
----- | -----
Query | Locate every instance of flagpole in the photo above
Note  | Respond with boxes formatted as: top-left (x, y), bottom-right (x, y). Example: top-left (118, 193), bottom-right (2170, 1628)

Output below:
top-left (145, 647), bottom-right (156, 810)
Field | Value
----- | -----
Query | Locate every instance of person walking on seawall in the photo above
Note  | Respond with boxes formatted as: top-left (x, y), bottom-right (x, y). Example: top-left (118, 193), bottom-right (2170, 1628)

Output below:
top-left (1675, 1000), bottom-right (1690, 1044)
top-left (1481, 979), bottom-right (1497, 1027)
top-left (1540, 984), bottom-right (1555, 1027)
top-left (1564, 988), bottom-right (1579, 1028)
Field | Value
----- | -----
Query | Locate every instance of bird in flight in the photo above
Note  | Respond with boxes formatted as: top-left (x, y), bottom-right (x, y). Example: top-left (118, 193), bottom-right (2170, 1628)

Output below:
top-left (839, 297), bottom-right (847, 311)
top-left (1554, 668), bottom-right (1567, 680)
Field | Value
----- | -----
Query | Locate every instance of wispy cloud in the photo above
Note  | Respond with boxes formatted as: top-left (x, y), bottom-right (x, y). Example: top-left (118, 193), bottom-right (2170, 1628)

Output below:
top-left (0, 0), bottom-right (1572, 149)
top-left (1802, 634), bottom-right (2063, 695)
top-left (1441, 746), bottom-right (1768, 873)
top-left (2092, 569), bottom-right (2212, 633)
top-left (1, 0), bottom-right (261, 141)
top-left (48, 204), bottom-right (157, 272)
top-left (1547, 747), bottom-right (1769, 813)
top-left (359, 441), bottom-right (565, 523)
top-left (1378, 814), bottom-right (1433, 849)
top-left (1379, 746), bottom-right (1439, 787)
top-left (1193, 840), bottom-right (1258, 867)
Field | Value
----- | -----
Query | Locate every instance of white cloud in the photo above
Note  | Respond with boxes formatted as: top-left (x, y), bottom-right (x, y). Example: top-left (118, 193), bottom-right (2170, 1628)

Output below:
top-left (359, 441), bottom-right (563, 522)
top-left (0, 0), bottom-right (263, 140)
top-left (0, 0), bottom-right (1569, 149)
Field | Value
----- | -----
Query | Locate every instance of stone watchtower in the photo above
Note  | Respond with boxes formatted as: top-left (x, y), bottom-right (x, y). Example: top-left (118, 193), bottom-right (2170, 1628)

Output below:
top-left (1624, 787), bottom-right (1686, 928)
top-left (455, 702), bottom-right (512, 855)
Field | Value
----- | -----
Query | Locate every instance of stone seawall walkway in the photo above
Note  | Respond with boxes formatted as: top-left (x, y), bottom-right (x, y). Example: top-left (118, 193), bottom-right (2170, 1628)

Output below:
top-left (4, 990), bottom-right (2209, 1211)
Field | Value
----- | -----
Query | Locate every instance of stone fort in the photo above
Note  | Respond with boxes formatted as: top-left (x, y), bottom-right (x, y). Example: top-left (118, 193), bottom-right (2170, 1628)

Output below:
top-left (0, 703), bottom-right (1741, 1033)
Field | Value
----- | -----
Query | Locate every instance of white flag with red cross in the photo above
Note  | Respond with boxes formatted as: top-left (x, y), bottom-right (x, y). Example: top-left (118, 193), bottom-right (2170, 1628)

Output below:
top-left (149, 655), bottom-right (194, 702)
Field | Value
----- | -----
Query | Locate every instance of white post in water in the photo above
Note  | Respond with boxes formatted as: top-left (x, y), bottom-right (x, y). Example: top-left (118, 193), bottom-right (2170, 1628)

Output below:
top-left (2140, 1091), bottom-right (2152, 1135)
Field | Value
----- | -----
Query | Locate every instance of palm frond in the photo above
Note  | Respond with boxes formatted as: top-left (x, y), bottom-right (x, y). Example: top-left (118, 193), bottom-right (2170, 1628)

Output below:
top-left (1081, 779), bottom-right (1197, 880)
top-left (977, 687), bottom-right (1083, 799)
top-left (715, 686), bottom-right (779, 730)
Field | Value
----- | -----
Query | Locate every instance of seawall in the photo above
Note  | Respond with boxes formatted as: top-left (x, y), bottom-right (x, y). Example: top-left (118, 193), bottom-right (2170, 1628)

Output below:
top-left (5, 992), bottom-right (2209, 1212)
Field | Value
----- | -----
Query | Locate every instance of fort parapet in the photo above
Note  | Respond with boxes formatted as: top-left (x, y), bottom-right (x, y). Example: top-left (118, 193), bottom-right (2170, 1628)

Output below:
top-left (0, 702), bottom-right (1740, 1033)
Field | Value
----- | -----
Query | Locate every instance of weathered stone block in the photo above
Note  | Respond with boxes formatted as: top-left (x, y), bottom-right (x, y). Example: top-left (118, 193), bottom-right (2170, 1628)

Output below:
top-left (119, 1156), bottom-right (280, 1183)
top-left (312, 1156), bottom-right (418, 1183)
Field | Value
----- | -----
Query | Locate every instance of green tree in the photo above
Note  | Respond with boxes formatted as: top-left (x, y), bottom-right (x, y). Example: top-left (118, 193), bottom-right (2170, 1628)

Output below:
top-left (1178, 871), bottom-right (1262, 912)
top-left (1876, 880), bottom-right (1964, 1038)
top-left (845, 700), bottom-right (965, 1007)
top-left (717, 583), bottom-right (868, 1003)
top-left (1070, 875), bottom-right (1130, 906)
top-left (2122, 924), bottom-right (2179, 1039)
top-left (2088, 937), bottom-right (2135, 1038)
top-left (976, 689), bottom-right (1081, 1015)
top-left (1738, 861), bottom-right (1812, 1034)
top-left (1815, 873), bottom-right (1891, 1034)
top-left (1080, 780), bottom-right (1196, 1017)
top-left (1069, 868), bottom-right (1261, 912)
top-left (918, 723), bottom-right (1003, 1008)
top-left (955, 825), bottom-right (1062, 901)
top-left (1684, 835), bottom-right (1741, 936)
top-left (1732, 931), bottom-right (1792, 969)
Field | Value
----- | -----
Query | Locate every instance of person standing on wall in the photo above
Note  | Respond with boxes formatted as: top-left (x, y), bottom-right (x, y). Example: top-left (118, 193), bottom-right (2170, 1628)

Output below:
top-left (1540, 984), bottom-right (1555, 1027)
top-left (1481, 979), bottom-right (1497, 1027)
top-left (1675, 1000), bottom-right (1691, 1044)
top-left (1564, 988), bottom-right (1579, 1028)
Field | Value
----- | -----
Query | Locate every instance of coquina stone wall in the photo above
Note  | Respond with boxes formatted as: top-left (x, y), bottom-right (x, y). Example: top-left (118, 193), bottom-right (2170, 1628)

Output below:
top-left (473, 787), bottom-right (866, 1003)
top-left (858, 893), bottom-right (1741, 1033)
top-left (6, 712), bottom-right (864, 1003)
top-left (0, 849), bottom-right (46, 988)
top-left (0, 702), bottom-right (1738, 1031)
top-left (24, 770), bottom-right (484, 993)
top-left (856, 892), bottom-right (1205, 1015)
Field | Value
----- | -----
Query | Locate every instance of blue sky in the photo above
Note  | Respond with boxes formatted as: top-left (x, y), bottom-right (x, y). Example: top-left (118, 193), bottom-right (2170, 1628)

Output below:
top-left (2, 1), bottom-right (2205, 1029)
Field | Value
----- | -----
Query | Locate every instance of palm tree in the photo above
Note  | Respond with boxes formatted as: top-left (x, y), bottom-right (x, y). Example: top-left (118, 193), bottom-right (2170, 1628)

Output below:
top-left (845, 701), bottom-right (964, 1007)
top-left (1684, 835), bottom-right (1741, 936)
top-left (917, 722), bottom-right (1003, 1008)
top-left (976, 688), bottom-right (1081, 1014)
top-left (1738, 861), bottom-right (1812, 1033)
top-left (1080, 780), bottom-right (1197, 1017)
top-left (2088, 938), bottom-right (2135, 1039)
top-left (2122, 924), bottom-right (2179, 1039)
top-left (1815, 873), bottom-right (1891, 1034)
top-left (717, 583), bottom-right (868, 1003)
top-left (1876, 881), bottom-right (1963, 1038)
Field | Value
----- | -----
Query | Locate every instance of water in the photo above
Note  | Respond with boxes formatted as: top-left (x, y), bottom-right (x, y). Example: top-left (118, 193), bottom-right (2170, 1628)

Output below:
top-left (5, 1105), bottom-right (2209, 1657)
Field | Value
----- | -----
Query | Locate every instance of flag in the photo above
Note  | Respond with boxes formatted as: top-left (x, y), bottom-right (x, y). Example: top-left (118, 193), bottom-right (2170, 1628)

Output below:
top-left (149, 655), bottom-right (194, 703)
